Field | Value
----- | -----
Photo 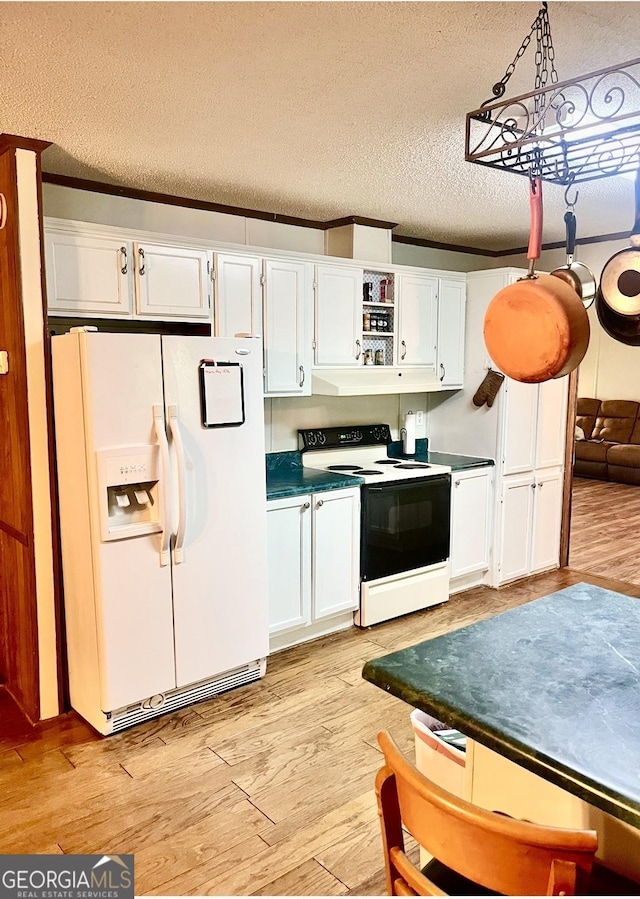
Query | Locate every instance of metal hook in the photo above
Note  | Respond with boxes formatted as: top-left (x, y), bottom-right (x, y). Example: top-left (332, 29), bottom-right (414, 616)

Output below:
top-left (564, 180), bottom-right (579, 209)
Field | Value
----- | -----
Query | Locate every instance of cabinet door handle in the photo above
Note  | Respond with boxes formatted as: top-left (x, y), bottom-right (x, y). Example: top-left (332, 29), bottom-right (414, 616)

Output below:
top-left (531, 483), bottom-right (537, 489)
top-left (440, 362), bottom-right (445, 382)
top-left (0, 193), bottom-right (6, 230)
top-left (455, 480), bottom-right (460, 487)
top-left (138, 247), bottom-right (146, 275)
top-left (302, 501), bottom-right (310, 510)
top-left (538, 482), bottom-right (543, 489)
top-left (317, 499), bottom-right (324, 508)
top-left (401, 340), bottom-right (407, 360)
top-left (120, 246), bottom-right (128, 275)
top-left (355, 340), bottom-right (361, 360)
top-left (299, 365), bottom-right (305, 387)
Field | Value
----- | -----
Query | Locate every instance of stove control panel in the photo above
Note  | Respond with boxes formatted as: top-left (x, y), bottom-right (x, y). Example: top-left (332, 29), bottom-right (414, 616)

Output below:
top-left (299, 424), bottom-right (392, 452)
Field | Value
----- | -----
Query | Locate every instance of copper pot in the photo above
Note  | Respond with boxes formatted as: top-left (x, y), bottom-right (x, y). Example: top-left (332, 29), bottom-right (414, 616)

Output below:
top-left (483, 178), bottom-right (590, 383)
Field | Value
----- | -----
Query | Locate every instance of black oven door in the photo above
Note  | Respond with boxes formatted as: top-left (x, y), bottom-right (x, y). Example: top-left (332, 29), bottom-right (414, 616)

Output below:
top-left (361, 475), bottom-right (451, 582)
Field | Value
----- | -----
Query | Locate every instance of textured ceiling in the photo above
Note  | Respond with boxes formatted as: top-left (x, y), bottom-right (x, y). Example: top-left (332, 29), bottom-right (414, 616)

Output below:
top-left (2, 1), bottom-right (640, 249)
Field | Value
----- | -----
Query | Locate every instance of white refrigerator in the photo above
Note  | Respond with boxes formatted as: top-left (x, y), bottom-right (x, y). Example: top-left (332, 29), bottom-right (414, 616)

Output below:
top-left (52, 329), bottom-right (269, 734)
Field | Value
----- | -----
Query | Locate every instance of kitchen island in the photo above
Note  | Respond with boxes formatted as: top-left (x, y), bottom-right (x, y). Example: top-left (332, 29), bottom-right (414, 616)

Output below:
top-left (362, 583), bottom-right (640, 881)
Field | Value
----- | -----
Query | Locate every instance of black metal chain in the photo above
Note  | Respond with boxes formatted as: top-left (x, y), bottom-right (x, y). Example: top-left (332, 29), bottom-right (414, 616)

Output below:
top-left (480, 2), bottom-right (559, 107)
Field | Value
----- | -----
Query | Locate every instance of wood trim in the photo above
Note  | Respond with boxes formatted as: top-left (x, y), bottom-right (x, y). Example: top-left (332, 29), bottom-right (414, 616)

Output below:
top-left (560, 368), bottom-right (579, 568)
top-left (36, 151), bottom-right (68, 714)
top-left (392, 233), bottom-right (501, 257)
top-left (0, 134), bottom-right (51, 155)
top-left (0, 519), bottom-right (30, 546)
top-left (42, 172), bottom-right (328, 230)
top-left (324, 215), bottom-right (397, 230)
top-left (42, 171), bottom-right (631, 257)
top-left (0, 146), bottom-right (41, 722)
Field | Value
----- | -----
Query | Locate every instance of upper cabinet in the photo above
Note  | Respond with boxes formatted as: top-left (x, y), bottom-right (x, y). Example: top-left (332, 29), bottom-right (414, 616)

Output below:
top-left (437, 278), bottom-right (466, 389)
top-left (213, 252), bottom-right (262, 339)
top-left (45, 219), bottom-right (468, 393)
top-left (45, 231), bottom-right (133, 318)
top-left (314, 264), bottom-right (363, 366)
top-left (45, 224), bottom-right (211, 322)
top-left (133, 242), bottom-right (210, 319)
top-left (263, 258), bottom-right (313, 396)
top-left (396, 274), bottom-right (438, 367)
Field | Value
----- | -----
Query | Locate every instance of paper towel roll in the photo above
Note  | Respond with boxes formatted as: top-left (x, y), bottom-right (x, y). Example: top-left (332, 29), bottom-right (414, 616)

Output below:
top-left (402, 411), bottom-right (416, 455)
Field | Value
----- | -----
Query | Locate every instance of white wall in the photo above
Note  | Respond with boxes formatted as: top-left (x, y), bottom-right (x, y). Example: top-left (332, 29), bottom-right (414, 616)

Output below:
top-left (265, 392), bottom-right (429, 452)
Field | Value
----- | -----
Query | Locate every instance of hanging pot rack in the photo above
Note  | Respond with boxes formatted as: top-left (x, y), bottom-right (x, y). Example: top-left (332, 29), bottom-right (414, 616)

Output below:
top-left (465, 3), bottom-right (640, 185)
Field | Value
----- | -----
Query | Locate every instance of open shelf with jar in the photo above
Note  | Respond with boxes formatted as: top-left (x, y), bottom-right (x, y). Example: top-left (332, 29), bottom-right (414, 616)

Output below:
top-left (362, 271), bottom-right (395, 366)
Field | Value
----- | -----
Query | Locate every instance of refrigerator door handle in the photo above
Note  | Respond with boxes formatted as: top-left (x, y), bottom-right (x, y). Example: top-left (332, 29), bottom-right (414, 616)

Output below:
top-left (168, 403), bottom-right (187, 565)
top-left (153, 403), bottom-right (171, 567)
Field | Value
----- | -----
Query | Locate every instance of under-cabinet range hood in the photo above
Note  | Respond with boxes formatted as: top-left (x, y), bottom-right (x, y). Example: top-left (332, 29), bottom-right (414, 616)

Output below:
top-left (311, 367), bottom-right (441, 397)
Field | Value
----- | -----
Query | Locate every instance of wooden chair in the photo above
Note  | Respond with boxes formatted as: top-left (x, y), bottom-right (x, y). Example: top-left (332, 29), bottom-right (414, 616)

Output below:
top-left (375, 730), bottom-right (599, 896)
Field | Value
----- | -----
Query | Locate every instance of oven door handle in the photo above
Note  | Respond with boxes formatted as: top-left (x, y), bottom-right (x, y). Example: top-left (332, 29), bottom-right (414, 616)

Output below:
top-left (365, 475), bottom-right (450, 493)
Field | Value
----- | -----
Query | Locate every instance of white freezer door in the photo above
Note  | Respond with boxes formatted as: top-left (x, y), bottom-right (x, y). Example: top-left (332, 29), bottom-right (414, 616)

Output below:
top-left (162, 336), bottom-right (269, 687)
top-left (79, 331), bottom-right (176, 711)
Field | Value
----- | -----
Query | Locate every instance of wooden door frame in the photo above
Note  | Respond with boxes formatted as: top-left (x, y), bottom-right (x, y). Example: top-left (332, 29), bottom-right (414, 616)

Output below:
top-left (560, 369), bottom-right (579, 568)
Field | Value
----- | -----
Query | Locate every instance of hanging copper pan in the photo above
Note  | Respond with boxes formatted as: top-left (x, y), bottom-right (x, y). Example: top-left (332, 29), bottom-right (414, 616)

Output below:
top-left (483, 177), bottom-right (590, 383)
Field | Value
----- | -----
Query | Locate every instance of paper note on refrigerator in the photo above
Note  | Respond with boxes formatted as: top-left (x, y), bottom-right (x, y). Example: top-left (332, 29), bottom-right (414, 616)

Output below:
top-left (199, 361), bottom-right (245, 427)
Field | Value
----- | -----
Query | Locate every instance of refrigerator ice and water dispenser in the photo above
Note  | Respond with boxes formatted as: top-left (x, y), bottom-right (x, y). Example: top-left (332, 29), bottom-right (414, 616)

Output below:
top-left (97, 445), bottom-right (162, 540)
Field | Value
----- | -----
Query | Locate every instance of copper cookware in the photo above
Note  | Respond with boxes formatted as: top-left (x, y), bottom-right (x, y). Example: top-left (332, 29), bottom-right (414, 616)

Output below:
top-left (483, 178), bottom-right (590, 383)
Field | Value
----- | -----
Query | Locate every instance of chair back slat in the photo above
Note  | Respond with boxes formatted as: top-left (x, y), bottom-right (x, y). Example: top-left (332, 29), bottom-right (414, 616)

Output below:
top-left (376, 731), bottom-right (598, 896)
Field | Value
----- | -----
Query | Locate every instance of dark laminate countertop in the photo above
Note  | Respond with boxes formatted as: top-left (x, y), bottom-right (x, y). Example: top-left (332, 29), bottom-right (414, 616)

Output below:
top-left (266, 467), bottom-right (363, 499)
top-left (265, 445), bottom-right (493, 499)
top-left (266, 451), bottom-right (363, 499)
top-left (362, 583), bottom-right (640, 828)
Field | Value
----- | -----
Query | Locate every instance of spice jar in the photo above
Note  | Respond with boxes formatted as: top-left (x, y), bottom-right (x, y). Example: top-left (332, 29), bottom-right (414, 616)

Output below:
top-left (363, 312), bottom-right (371, 331)
top-left (363, 349), bottom-right (374, 365)
top-left (374, 349), bottom-right (384, 365)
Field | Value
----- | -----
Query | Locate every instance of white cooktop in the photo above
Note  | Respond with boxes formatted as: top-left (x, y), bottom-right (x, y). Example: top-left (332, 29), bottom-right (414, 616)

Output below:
top-left (302, 446), bottom-right (451, 485)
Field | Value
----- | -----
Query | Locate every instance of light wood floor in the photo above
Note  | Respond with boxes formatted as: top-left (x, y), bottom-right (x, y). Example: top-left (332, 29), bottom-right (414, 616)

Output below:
top-left (2, 567), bottom-right (639, 896)
top-left (570, 477), bottom-right (640, 586)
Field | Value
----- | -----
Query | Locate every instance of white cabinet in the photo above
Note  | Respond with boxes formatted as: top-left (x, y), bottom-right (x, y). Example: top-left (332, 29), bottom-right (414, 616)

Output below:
top-left (502, 379), bottom-right (538, 475)
top-left (535, 378), bottom-right (568, 469)
top-left (499, 469), bottom-right (564, 582)
top-left (312, 489), bottom-right (360, 619)
top-left (266, 495), bottom-right (312, 635)
top-left (397, 274), bottom-right (438, 367)
top-left (45, 223), bottom-right (211, 322)
top-left (266, 486), bottom-right (360, 650)
top-left (213, 252), bottom-right (262, 339)
top-left (45, 231), bottom-right (133, 318)
top-left (263, 258), bottom-right (313, 396)
top-left (133, 242), bottom-right (210, 319)
top-left (530, 469), bottom-right (563, 573)
top-left (498, 475), bottom-right (535, 583)
top-left (314, 264), bottom-right (363, 366)
top-left (450, 467), bottom-right (492, 582)
top-left (437, 278), bottom-right (466, 388)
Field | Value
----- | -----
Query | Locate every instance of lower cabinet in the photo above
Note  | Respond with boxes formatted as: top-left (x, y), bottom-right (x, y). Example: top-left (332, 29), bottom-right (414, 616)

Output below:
top-left (496, 468), bottom-right (563, 584)
top-left (449, 467), bottom-right (492, 592)
top-left (266, 487), bottom-right (360, 651)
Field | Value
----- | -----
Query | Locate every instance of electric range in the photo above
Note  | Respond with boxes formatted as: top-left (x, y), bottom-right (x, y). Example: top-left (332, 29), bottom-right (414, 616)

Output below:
top-left (299, 424), bottom-right (452, 628)
top-left (298, 424), bottom-right (451, 482)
